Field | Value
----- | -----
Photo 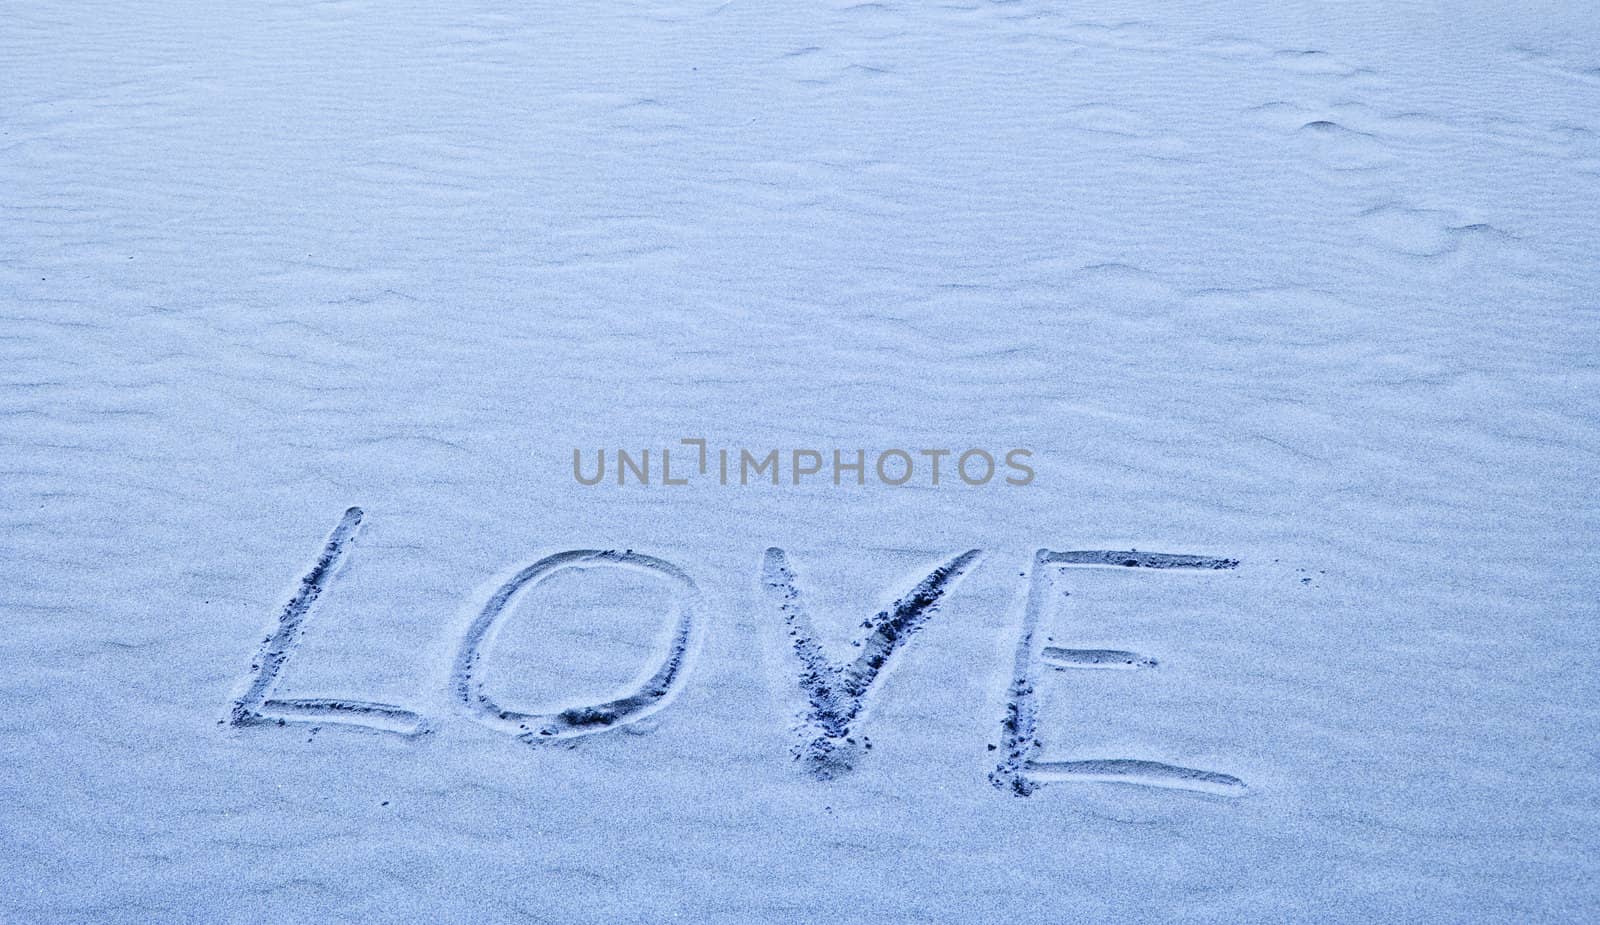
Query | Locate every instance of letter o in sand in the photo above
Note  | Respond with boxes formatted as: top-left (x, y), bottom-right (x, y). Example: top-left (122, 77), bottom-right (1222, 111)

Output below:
top-left (876, 449), bottom-right (914, 486)
top-left (959, 449), bottom-right (995, 485)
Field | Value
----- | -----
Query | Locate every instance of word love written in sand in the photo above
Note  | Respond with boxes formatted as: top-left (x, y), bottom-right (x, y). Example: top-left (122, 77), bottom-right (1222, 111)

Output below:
top-left (227, 507), bottom-right (1247, 797)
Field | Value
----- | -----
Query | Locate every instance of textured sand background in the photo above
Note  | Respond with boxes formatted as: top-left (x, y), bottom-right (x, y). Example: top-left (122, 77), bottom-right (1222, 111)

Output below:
top-left (4, 0), bottom-right (1598, 921)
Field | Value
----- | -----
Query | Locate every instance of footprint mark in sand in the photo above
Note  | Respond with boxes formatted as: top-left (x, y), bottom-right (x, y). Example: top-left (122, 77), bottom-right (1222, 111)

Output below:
top-left (451, 550), bottom-right (698, 743)
top-left (1025, 758), bottom-right (1245, 795)
top-left (229, 507), bottom-right (427, 735)
top-left (762, 547), bottom-right (982, 779)
top-left (992, 549), bottom-right (1245, 797)
top-left (1042, 647), bottom-right (1157, 670)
